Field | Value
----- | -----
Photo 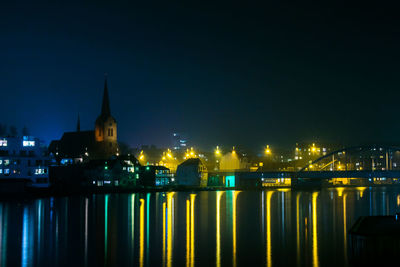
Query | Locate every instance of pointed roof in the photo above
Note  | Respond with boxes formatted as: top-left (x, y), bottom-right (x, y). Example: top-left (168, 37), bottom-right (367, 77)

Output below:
top-left (101, 77), bottom-right (111, 117)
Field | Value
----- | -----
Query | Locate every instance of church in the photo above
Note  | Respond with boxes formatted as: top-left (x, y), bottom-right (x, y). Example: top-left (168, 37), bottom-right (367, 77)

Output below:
top-left (49, 79), bottom-right (119, 163)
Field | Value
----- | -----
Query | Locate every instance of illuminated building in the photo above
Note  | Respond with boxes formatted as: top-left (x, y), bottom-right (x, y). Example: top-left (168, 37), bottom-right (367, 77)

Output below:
top-left (49, 78), bottom-right (119, 162)
top-left (0, 135), bottom-right (51, 190)
top-left (84, 155), bottom-right (139, 187)
top-left (139, 165), bottom-right (174, 186)
top-left (176, 158), bottom-right (208, 187)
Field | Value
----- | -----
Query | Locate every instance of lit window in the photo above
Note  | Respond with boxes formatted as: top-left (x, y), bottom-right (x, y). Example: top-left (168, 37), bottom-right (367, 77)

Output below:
top-left (0, 169), bottom-right (2, 174)
top-left (23, 141), bottom-right (35, 147)
top-left (4, 160), bottom-right (9, 166)
top-left (0, 160), bottom-right (2, 165)
top-left (4, 169), bottom-right (9, 174)
top-left (0, 139), bottom-right (7, 146)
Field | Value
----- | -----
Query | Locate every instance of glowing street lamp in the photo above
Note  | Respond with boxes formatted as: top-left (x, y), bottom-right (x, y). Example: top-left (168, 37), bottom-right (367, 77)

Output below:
top-left (265, 145), bottom-right (271, 155)
top-left (215, 146), bottom-right (221, 157)
top-left (139, 150), bottom-right (145, 161)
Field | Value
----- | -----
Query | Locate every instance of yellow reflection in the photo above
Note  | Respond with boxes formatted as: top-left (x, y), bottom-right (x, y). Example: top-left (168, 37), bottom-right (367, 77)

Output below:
top-left (296, 193), bottom-right (301, 266)
top-left (190, 194), bottom-right (196, 267)
top-left (343, 193), bottom-right (348, 263)
top-left (336, 187), bottom-right (345, 197)
top-left (277, 188), bottom-right (291, 192)
top-left (312, 192), bottom-right (319, 267)
top-left (167, 192), bottom-right (175, 267)
top-left (232, 191), bottom-right (240, 267)
top-left (266, 190), bottom-right (274, 267)
top-left (356, 187), bottom-right (367, 198)
top-left (186, 200), bottom-right (190, 267)
top-left (216, 191), bottom-right (224, 267)
top-left (140, 198), bottom-right (145, 267)
top-left (162, 200), bottom-right (166, 266)
top-left (397, 195), bottom-right (400, 207)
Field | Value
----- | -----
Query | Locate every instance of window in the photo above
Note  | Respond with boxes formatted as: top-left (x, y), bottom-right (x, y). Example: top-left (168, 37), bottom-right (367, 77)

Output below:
top-left (0, 139), bottom-right (7, 146)
top-left (0, 169), bottom-right (2, 174)
top-left (0, 160), bottom-right (2, 165)
top-left (4, 160), bottom-right (9, 166)
top-left (4, 169), bottom-right (9, 175)
top-left (111, 128), bottom-right (113, 136)
top-left (20, 151), bottom-right (27, 156)
top-left (23, 141), bottom-right (35, 147)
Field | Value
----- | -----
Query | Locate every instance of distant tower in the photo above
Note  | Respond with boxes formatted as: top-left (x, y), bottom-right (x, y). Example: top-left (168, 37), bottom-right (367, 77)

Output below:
top-left (94, 77), bottom-right (118, 157)
top-left (76, 113), bottom-right (81, 132)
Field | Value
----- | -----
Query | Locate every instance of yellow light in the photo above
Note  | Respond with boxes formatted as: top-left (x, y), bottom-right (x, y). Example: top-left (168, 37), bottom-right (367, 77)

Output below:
top-left (167, 193), bottom-right (174, 267)
top-left (265, 145), bottom-right (271, 155)
top-left (139, 150), bottom-right (145, 161)
top-left (312, 192), bottom-right (319, 267)
top-left (215, 146), bottom-right (221, 156)
top-left (216, 191), bottom-right (224, 267)
top-left (232, 191), bottom-right (240, 267)
top-left (266, 190), bottom-right (274, 267)
top-left (296, 193), bottom-right (301, 265)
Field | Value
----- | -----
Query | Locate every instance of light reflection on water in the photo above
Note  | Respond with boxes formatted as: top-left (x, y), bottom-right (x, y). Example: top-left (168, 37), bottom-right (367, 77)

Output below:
top-left (0, 187), bottom-right (400, 266)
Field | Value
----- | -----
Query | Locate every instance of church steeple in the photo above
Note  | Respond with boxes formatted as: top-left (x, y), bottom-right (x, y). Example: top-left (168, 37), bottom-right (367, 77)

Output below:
top-left (101, 76), bottom-right (111, 117)
top-left (77, 113), bottom-right (80, 132)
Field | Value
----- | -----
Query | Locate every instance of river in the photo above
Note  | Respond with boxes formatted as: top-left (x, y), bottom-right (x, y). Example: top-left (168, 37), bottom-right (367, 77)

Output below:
top-left (0, 187), bottom-right (399, 266)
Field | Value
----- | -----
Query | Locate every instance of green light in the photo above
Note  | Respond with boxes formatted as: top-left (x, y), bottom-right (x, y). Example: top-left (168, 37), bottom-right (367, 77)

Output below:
top-left (105, 166), bottom-right (108, 170)
top-left (146, 166), bottom-right (150, 171)
top-left (225, 175), bottom-right (235, 187)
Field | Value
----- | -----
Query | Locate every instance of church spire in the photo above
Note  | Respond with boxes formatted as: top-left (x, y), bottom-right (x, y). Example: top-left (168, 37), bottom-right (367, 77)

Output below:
top-left (101, 75), bottom-right (111, 117)
top-left (77, 113), bottom-right (80, 132)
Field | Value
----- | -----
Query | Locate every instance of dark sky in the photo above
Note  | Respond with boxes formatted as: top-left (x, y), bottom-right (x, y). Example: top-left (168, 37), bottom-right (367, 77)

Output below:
top-left (1, 1), bottom-right (399, 151)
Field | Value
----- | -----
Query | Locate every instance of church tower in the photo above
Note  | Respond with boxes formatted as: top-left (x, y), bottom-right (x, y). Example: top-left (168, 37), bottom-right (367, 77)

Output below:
top-left (95, 78), bottom-right (118, 158)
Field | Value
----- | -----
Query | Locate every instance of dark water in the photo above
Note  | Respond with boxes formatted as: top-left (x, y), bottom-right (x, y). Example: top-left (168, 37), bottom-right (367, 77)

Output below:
top-left (1, 187), bottom-right (399, 266)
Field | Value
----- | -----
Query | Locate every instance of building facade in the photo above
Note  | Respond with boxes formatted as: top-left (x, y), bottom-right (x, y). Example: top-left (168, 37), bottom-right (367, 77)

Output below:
top-left (0, 136), bottom-right (50, 188)
top-left (49, 78), bottom-right (119, 162)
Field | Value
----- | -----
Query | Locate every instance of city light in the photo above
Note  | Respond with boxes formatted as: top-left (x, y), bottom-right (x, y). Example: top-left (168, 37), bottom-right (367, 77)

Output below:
top-left (265, 145), bottom-right (271, 155)
top-left (215, 146), bottom-right (221, 156)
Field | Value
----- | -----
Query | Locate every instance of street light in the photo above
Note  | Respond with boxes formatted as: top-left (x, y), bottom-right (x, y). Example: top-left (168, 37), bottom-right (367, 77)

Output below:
top-left (265, 145), bottom-right (271, 155)
top-left (215, 146), bottom-right (221, 156)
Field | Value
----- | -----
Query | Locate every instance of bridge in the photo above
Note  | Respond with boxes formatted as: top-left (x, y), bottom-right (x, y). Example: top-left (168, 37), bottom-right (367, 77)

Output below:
top-left (211, 145), bottom-right (400, 187)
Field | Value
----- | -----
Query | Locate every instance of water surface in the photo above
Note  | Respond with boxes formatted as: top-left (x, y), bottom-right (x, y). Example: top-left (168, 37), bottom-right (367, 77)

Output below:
top-left (0, 187), bottom-right (399, 266)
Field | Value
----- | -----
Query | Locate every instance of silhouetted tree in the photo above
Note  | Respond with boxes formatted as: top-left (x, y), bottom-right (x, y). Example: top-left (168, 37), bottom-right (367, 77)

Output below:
top-left (9, 125), bottom-right (17, 137)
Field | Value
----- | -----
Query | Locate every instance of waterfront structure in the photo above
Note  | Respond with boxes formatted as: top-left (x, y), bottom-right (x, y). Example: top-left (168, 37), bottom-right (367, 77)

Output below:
top-left (49, 78), bottom-right (119, 162)
top-left (85, 156), bottom-right (138, 187)
top-left (0, 135), bottom-right (51, 190)
top-left (139, 165), bottom-right (174, 187)
top-left (176, 158), bottom-right (208, 187)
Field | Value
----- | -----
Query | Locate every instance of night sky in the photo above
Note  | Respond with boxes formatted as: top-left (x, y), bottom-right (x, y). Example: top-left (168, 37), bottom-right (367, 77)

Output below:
top-left (1, 1), bottom-right (399, 151)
